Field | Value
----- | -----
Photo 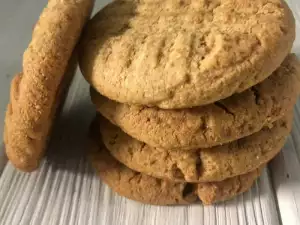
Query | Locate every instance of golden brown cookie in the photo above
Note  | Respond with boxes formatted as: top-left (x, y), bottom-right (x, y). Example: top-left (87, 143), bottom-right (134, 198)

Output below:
top-left (99, 115), bottom-right (292, 182)
top-left (196, 168), bottom-right (261, 205)
top-left (91, 54), bottom-right (300, 150)
top-left (80, 0), bottom-right (295, 109)
top-left (4, 0), bottom-right (95, 172)
top-left (89, 136), bottom-right (262, 205)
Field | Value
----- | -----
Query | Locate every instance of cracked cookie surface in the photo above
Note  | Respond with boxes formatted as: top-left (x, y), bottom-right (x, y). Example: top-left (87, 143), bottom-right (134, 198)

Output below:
top-left (80, 0), bottom-right (295, 108)
top-left (89, 133), bottom-right (262, 205)
top-left (4, 0), bottom-right (95, 172)
top-left (92, 54), bottom-right (300, 150)
top-left (98, 115), bottom-right (292, 183)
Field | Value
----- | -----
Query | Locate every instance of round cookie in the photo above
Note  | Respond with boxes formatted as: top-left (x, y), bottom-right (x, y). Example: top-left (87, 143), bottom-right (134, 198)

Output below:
top-left (4, 0), bottom-right (95, 172)
top-left (80, 0), bottom-right (295, 109)
top-left (91, 54), bottom-right (300, 150)
top-left (89, 135), bottom-right (262, 205)
top-left (99, 115), bottom-right (292, 183)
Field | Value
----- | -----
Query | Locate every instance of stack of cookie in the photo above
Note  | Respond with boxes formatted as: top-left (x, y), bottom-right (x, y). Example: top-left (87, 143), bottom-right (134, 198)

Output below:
top-left (79, 0), bottom-right (300, 205)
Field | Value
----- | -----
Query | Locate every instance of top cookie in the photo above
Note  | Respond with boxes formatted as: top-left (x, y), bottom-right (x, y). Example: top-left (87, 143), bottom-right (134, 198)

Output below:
top-left (80, 0), bottom-right (295, 108)
top-left (4, 0), bottom-right (95, 172)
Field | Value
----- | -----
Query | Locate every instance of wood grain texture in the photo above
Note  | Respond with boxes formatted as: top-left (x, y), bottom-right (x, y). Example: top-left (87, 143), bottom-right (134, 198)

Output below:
top-left (0, 0), bottom-right (299, 224)
top-left (269, 1), bottom-right (300, 225)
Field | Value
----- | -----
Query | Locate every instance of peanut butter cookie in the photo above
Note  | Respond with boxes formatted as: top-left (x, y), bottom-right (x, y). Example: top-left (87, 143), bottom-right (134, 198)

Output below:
top-left (4, 0), bottom-right (95, 172)
top-left (89, 136), bottom-right (262, 205)
top-left (99, 115), bottom-right (292, 182)
top-left (80, 0), bottom-right (295, 108)
top-left (92, 54), bottom-right (300, 150)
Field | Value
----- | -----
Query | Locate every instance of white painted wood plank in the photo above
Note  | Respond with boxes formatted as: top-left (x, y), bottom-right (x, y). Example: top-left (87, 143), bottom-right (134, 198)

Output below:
top-left (269, 104), bottom-right (300, 225)
top-left (0, 161), bottom-right (280, 225)
top-left (268, 2), bottom-right (300, 223)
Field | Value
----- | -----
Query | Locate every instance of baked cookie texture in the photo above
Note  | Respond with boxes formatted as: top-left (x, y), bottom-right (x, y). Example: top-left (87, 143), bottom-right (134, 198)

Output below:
top-left (4, 0), bottom-right (95, 172)
top-left (80, 0), bottom-right (295, 109)
top-left (91, 54), bottom-right (300, 150)
top-left (89, 134), bottom-right (262, 205)
top-left (99, 115), bottom-right (292, 182)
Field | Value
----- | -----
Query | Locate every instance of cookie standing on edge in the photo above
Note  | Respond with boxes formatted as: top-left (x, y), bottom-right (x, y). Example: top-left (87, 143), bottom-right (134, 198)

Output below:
top-left (80, 0), bottom-right (295, 109)
top-left (89, 135), bottom-right (262, 205)
top-left (4, 0), bottom-right (95, 172)
top-left (99, 116), bottom-right (292, 183)
top-left (91, 54), bottom-right (300, 150)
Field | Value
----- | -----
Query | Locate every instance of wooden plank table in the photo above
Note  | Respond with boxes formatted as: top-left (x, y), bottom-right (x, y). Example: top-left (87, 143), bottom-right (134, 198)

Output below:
top-left (0, 1), bottom-right (299, 224)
